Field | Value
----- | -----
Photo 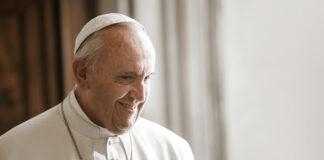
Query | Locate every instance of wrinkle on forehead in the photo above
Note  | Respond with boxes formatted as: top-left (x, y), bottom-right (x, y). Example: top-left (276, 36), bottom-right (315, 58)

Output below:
top-left (112, 25), bottom-right (152, 54)
top-left (95, 24), bottom-right (155, 75)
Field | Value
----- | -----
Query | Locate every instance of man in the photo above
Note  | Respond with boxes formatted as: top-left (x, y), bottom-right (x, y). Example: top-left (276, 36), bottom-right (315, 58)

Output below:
top-left (0, 13), bottom-right (194, 160)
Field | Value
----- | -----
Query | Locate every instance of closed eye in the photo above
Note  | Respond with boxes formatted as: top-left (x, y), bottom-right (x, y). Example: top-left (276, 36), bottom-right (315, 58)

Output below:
top-left (120, 75), bottom-right (133, 80)
top-left (115, 75), bottom-right (136, 84)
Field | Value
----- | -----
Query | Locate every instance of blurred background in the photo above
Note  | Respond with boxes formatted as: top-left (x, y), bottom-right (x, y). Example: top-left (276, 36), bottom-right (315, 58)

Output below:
top-left (0, 0), bottom-right (323, 160)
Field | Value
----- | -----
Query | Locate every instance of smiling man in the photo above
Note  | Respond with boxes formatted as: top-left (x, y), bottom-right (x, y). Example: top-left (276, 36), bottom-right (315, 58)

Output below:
top-left (74, 21), bottom-right (155, 135)
top-left (0, 13), bottom-right (194, 160)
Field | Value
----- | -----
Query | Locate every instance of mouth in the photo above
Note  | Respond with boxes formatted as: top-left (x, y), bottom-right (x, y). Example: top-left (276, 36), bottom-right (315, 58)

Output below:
top-left (118, 101), bottom-right (137, 111)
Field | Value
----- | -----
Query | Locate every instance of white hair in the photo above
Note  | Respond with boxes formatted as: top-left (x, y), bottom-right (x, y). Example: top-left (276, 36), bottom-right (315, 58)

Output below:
top-left (74, 31), bottom-right (103, 71)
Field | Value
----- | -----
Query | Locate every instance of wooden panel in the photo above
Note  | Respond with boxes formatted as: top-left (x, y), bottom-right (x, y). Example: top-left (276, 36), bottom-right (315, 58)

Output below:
top-left (24, 1), bottom-right (45, 117)
top-left (59, 0), bottom-right (97, 95)
top-left (0, 0), bottom-right (63, 134)
top-left (0, 0), bottom-right (97, 135)
top-left (0, 15), bottom-right (26, 134)
top-left (42, 0), bottom-right (62, 106)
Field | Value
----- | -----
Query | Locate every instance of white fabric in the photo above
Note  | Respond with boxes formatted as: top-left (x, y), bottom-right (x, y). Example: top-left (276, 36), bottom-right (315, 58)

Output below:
top-left (64, 88), bottom-right (128, 159)
top-left (74, 13), bottom-right (144, 54)
top-left (0, 90), bottom-right (195, 160)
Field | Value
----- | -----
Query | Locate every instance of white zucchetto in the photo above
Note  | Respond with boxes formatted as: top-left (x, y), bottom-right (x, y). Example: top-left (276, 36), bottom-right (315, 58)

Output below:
top-left (74, 13), bottom-right (144, 55)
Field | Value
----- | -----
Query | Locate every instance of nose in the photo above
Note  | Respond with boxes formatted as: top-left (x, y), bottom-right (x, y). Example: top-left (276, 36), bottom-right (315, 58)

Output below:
top-left (129, 81), bottom-right (147, 103)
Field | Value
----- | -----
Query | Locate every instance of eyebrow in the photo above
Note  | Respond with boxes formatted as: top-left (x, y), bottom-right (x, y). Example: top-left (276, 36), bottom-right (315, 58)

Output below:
top-left (148, 72), bottom-right (156, 76)
top-left (119, 71), bottom-right (156, 76)
top-left (120, 72), bottom-right (138, 75)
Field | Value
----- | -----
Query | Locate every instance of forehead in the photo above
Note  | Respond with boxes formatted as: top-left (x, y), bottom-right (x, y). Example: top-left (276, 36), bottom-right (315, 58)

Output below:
top-left (97, 24), bottom-right (155, 74)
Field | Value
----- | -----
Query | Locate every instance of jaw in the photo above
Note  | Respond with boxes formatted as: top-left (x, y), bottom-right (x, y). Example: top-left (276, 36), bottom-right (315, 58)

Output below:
top-left (108, 102), bottom-right (144, 134)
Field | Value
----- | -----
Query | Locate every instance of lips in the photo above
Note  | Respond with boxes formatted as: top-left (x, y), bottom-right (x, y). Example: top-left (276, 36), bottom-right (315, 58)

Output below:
top-left (118, 101), bottom-right (137, 111)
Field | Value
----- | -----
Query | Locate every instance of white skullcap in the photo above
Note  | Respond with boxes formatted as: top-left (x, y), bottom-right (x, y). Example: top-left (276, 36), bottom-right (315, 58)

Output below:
top-left (74, 13), bottom-right (144, 55)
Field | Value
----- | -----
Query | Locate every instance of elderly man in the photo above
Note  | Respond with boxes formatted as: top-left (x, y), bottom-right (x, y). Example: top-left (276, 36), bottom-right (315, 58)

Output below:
top-left (0, 13), bottom-right (194, 160)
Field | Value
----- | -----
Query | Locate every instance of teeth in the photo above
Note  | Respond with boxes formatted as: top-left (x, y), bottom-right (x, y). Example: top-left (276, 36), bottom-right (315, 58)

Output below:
top-left (120, 102), bottom-right (135, 109)
top-left (122, 103), bottom-right (130, 107)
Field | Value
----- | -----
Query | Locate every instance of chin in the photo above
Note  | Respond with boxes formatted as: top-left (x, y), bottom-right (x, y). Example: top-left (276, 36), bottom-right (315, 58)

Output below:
top-left (116, 122), bottom-right (135, 132)
top-left (109, 120), bottom-right (134, 135)
top-left (110, 126), bottom-right (130, 135)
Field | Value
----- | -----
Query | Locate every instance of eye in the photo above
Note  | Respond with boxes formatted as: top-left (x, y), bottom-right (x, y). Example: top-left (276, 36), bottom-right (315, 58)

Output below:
top-left (144, 75), bottom-right (152, 81)
top-left (116, 75), bottom-right (136, 84)
top-left (120, 75), bottom-right (132, 80)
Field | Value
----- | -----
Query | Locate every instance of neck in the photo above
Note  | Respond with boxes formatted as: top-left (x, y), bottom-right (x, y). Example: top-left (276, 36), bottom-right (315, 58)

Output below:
top-left (74, 87), bottom-right (105, 128)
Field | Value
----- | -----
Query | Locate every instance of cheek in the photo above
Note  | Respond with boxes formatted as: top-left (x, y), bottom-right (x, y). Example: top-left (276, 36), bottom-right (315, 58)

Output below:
top-left (90, 81), bottom-right (115, 104)
top-left (104, 84), bottom-right (132, 101)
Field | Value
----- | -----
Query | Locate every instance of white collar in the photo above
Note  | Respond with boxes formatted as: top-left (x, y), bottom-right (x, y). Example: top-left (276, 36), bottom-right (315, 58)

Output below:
top-left (62, 88), bottom-right (132, 158)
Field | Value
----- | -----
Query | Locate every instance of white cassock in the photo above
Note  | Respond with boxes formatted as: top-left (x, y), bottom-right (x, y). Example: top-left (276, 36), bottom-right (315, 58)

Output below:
top-left (0, 89), bottom-right (194, 160)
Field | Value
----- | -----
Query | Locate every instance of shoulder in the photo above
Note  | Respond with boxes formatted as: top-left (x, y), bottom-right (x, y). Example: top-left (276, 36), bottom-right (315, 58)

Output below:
top-left (131, 117), bottom-right (194, 159)
top-left (1, 105), bottom-right (62, 139)
top-left (0, 105), bottom-right (64, 156)
top-left (134, 117), bottom-right (185, 142)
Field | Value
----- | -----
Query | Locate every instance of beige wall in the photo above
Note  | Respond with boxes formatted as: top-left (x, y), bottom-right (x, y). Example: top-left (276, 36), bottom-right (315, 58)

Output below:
top-left (219, 0), bottom-right (324, 160)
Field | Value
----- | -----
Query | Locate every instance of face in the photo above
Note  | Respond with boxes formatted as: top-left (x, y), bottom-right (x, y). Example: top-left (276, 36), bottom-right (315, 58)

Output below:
top-left (82, 25), bottom-right (155, 135)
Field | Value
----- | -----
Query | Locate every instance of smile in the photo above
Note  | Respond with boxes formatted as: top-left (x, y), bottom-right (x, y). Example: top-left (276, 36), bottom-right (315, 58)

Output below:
top-left (118, 101), bottom-right (137, 110)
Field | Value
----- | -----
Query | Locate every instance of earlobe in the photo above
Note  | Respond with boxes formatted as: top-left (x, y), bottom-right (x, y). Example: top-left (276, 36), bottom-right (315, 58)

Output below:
top-left (72, 59), bottom-right (89, 89)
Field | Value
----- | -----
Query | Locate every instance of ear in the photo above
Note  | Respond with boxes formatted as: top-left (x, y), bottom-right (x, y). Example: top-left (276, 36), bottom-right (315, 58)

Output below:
top-left (72, 58), bottom-right (89, 90)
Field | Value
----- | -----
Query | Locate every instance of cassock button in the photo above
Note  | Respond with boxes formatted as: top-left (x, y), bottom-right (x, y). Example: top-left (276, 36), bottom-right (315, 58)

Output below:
top-left (108, 139), bottom-right (114, 145)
